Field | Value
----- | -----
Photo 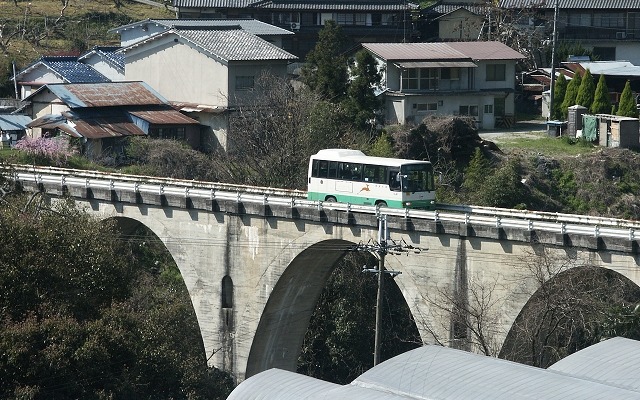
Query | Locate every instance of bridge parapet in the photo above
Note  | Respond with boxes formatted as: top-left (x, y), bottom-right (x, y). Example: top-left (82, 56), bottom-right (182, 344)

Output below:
top-left (5, 164), bottom-right (640, 254)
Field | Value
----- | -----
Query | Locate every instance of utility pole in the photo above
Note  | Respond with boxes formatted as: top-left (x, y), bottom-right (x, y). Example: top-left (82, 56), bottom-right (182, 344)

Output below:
top-left (549, 0), bottom-right (559, 120)
top-left (349, 214), bottom-right (424, 366)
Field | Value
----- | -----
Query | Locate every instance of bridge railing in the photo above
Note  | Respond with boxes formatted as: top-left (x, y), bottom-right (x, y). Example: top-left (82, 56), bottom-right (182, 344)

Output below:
top-left (4, 164), bottom-right (640, 242)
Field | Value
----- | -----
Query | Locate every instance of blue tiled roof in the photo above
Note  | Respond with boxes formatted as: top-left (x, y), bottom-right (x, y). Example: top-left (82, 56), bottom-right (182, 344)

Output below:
top-left (40, 56), bottom-right (110, 83)
top-left (79, 46), bottom-right (125, 72)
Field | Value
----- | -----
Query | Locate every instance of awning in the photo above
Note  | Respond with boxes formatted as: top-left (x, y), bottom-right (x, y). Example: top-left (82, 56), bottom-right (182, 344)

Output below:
top-left (395, 61), bottom-right (477, 69)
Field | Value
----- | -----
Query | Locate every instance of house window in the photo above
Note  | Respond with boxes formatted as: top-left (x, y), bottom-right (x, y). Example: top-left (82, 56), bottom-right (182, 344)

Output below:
top-left (441, 67), bottom-right (460, 80)
top-left (236, 76), bottom-right (255, 90)
top-left (486, 64), bottom-right (506, 81)
top-left (149, 126), bottom-right (186, 140)
top-left (594, 13), bottom-right (624, 28)
top-left (402, 68), bottom-right (438, 90)
top-left (337, 13), bottom-right (354, 25)
top-left (459, 105), bottom-right (479, 116)
top-left (355, 13), bottom-right (367, 25)
top-left (416, 103), bottom-right (438, 112)
top-left (484, 104), bottom-right (493, 114)
top-left (569, 13), bottom-right (592, 27)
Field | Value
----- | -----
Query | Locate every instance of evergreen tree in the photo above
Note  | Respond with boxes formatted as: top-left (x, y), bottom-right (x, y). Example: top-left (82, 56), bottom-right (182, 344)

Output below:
top-left (561, 72), bottom-right (581, 118)
top-left (344, 49), bottom-right (382, 130)
top-left (617, 80), bottom-right (639, 118)
top-left (301, 21), bottom-right (349, 101)
top-left (590, 74), bottom-right (611, 114)
top-left (551, 74), bottom-right (567, 120)
top-left (575, 69), bottom-right (595, 110)
top-left (461, 148), bottom-right (492, 204)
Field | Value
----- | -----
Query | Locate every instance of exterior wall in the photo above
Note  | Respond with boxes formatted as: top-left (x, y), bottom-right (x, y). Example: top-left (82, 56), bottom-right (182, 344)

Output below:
top-left (475, 60), bottom-right (517, 91)
top-left (18, 69), bottom-right (64, 100)
top-left (184, 110), bottom-right (228, 151)
top-left (124, 36), bottom-right (230, 107)
top-left (119, 24), bottom-right (168, 47)
top-left (227, 61), bottom-right (289, 106)
top-left (82, 55), bottom-right (124, 81)
top-left (438, 9), bottom-right (484, 40)
top-left (30, 91), bottom-right (69, 120)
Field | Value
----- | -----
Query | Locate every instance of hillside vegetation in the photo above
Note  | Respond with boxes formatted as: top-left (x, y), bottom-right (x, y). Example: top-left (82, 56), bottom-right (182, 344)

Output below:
top-left (0, 0), bottom-right (173, 96)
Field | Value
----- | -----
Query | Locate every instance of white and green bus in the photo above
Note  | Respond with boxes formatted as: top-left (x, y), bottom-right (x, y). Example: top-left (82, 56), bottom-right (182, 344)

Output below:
top-left (307, 149), bottom-right (436, 209)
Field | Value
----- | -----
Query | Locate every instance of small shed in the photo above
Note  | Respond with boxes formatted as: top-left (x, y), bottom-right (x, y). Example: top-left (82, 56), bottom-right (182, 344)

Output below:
top-left (0, 114), bottom-right (32, 148)
top-left (596, 114), bottom-right (640, 148)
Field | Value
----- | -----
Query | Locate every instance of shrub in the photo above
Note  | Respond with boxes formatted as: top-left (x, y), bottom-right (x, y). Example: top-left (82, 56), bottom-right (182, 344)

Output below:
top-left (13, 136), bottom-right (76, 166)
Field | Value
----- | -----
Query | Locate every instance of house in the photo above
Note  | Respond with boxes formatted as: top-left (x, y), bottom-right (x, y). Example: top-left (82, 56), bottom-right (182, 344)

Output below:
top-left (500, 0), bottom-right (640, 64)
top-left (422, 0), bottom-right (491, 41)
top-left (12, 56), bottom-right (110, 100)
top-left (362, 41), bottom-right (525, 129)
top-left (23, 82), bottom-right (201, 159)
top-left (77, 46), bottom-right (125, 82)
top-left (0, 115), bottom-right (31, 148)
top-left (171, 0), bottom-right (419, 58)
top-left (109, 18), bottom-right (294, 49)
top-left (121, 26), bottom-right (297, 150)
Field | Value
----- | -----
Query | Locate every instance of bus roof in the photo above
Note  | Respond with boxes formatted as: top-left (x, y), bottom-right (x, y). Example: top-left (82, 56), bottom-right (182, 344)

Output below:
top-left (311, 149), bottom-right (430, 167)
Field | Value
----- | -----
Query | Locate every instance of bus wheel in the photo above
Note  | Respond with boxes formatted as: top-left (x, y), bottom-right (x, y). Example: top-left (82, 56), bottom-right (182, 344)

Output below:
top-left (325, 196), bottom-right (337, 203)
top-left (376, 201), bottom-right (387, 208)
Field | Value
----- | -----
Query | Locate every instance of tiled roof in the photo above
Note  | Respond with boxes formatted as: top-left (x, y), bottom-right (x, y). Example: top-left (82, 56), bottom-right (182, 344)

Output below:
top-left (78, 46), bottom-right (125, 72)
top-left (33, 82), bottom-right (169, 108)
top-left (18, 56), bottom-right (110, 83)
top-left (173, 0), bottom-right (417, 10)
top-left (499, 0), bottom-right (640, 9)
top-left (430, 3), bottom-right (489, 15)
top-left (110, 18), bottom-right (293, 36)
top-left (160, 27), bottom-right (297, 61)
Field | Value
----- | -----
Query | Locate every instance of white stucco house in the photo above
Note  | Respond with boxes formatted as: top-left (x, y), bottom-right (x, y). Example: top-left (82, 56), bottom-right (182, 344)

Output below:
top-left (362, 41), bottom-right (525, 129)
top-left (121, 26), bottom-right (297, 150)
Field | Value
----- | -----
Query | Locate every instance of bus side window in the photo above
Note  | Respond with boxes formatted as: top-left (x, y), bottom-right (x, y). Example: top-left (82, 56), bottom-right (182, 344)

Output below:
top-left (328, 161), bottom-right (338, 178)
top-left (389, 169), bottom-right (400, 191)
top-left (338, 162), bottom-right (349, 179)
top-left (312, 159), bottom-right (319, 177)
top-left (363, 164), bottom-right (375, 182)
top-left (318, 160), bottom-right (329, 178)
top-left (350, 164), bottom-right (363, 181)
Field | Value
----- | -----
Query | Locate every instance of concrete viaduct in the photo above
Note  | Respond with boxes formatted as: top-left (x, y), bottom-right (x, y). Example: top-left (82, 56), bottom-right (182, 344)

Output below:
top-left (8, 165), bottom-right (640, 382)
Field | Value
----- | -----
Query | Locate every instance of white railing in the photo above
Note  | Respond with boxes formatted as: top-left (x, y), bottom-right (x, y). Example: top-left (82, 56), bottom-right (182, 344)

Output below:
top-left (4, 164), bottom-right (640, 242)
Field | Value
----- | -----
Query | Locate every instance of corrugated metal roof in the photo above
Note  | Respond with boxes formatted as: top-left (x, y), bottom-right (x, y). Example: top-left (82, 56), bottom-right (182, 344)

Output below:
top-left (129, 109), bottom-right (200, 124)
top-left (563, 61), bottom-right (640, 77)
top-left (548, 337), bottom-right (640, 393)
top-left (499, 0), bottom-right (640, 9)
top-left (363, 42), bottom-right (469, 61)
top-left (228, 344), bottom-right (640, 399)
top-left (68, 115), bottom-right (147, 139)
top-left (170, 28), bottom-right (297, 61)
top-left (0, 114), bottom-right (31, 131)
top-left (396, 61), bottom-right (478, 68)
top-left (447, 41), bottom-right (526, 60)
top-left (363, 41), bottom-right (524, 62)
top-left (42, 82), bottom-right (169, 108)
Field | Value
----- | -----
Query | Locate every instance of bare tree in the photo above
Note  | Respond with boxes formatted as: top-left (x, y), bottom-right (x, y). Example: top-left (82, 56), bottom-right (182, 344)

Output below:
top-left (215, 73), bottom-right (363, 189)
top-left (500, 246), bottom-right (640, 367)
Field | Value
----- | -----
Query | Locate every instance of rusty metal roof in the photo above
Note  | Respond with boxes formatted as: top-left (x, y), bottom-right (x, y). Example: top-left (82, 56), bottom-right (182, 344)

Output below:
top-left (70, 117), bottom-right (146, 139)
top-left (41, 82), bottom-right (169, 108)
top-left (129, 109), bottom-right (200, 124)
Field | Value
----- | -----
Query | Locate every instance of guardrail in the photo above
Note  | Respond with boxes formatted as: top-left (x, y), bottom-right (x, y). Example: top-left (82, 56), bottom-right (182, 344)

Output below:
top-left (4, 164), bottom-right (640, 242)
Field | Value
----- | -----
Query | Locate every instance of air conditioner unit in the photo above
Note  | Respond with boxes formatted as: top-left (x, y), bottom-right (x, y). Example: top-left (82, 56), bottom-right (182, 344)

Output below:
top-left (616, 31), bottom-right (627, 39)
top-left (290, 22), bottom-right (300, 31)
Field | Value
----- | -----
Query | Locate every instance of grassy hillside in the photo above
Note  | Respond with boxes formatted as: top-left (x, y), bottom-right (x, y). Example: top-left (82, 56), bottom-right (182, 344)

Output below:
top-left (0, 0), bottom-right (174, 96)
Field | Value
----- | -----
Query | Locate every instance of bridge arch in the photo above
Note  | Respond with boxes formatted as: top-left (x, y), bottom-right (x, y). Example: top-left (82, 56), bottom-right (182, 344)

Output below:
top-left (245, 239), bottom-right (352, 377)
top-left (500, 264), bottom-right (640, 367)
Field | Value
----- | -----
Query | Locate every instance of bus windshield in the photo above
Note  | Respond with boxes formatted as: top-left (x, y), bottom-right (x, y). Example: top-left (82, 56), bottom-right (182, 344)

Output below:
top-left (399, 164), bottom-right (434, 192)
